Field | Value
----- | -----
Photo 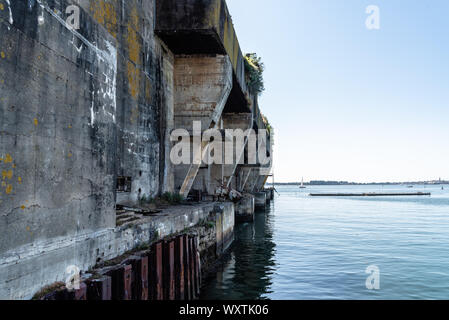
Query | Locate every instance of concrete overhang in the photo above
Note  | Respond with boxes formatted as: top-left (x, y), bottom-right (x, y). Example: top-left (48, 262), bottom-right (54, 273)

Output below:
top-left (155, 0), bottom-right (251, 113)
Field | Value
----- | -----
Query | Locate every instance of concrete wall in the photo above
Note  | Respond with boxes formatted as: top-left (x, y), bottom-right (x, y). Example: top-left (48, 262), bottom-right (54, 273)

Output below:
top-left (0, 0), bottom-right (176, 298)
top-left (0, 0), bottom-right (119, 255)
top-left (81, 0), bottom-right (172, 204)
top-left (0, 0), bottom-right (181, 255)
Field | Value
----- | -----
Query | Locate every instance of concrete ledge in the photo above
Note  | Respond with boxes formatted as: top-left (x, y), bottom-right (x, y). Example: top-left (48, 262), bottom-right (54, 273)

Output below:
top-left (0, 202), bottom-right (234, 300)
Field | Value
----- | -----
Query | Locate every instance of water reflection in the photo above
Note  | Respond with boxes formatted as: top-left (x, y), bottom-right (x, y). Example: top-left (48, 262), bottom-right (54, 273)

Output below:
top-left (200, 204), bottom-right (277, 300)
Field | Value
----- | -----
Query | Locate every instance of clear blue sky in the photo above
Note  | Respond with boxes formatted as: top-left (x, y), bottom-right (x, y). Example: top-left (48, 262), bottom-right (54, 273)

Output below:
top-left (227, 0), bottom-right (449, 183)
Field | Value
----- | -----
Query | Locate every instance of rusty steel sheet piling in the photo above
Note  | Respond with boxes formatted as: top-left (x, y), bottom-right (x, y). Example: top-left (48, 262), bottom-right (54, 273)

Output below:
top-left (193, 237), bottom-right (201, 296)
top-left (64, 283), bottom-right (87, 300)
top-left (127, 256), bottom-right (149, 300)
top-left (140, 256), bottom-right (150, 300)
top-left (189, 236), bottom-right (197, 299)
top-left (107, 264), bottom-right (132, 300)
top-left (39, 235), bottom-right (202, 301)
top-left (163, 240), bottom-right (176, 300)
top-left (87, 276), bottom-right (112, 300)
top-left (150, 242), bottom-right (164, 300)
top-left (183, 235), bottom-right (192, 300)
top-left (174, 235), bottom-right (185, 300)
top-left (72, 283), bottom-right (88, 300)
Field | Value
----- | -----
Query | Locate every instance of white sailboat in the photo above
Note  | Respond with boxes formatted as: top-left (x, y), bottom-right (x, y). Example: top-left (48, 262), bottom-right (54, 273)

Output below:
top-left (299, 177), bottom-right (306, 189)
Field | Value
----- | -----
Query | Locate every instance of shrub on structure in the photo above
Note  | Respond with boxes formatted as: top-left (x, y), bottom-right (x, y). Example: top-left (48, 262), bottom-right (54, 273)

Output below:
top-left (261, 113), bottom-right (273, 134)
top-left (244, 53), bottom-right (265, 96)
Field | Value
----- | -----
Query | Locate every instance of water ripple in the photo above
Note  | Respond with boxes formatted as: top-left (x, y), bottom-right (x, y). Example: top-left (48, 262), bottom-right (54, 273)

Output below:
top-left (200, 185), bottom-right (449, 300)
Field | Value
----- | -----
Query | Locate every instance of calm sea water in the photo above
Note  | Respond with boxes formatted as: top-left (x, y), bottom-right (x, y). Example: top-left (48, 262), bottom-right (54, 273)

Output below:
top-left (200, 184), bottom-right (449, 300)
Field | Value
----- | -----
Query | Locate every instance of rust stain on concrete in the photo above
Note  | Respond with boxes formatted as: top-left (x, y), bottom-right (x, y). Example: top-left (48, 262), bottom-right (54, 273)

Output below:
top-left (2, 170), bottom-right (13, 180)
top-left (126, 5), bottom-right (142, 100)
top-left (90, 0), bottom-right (118, 39)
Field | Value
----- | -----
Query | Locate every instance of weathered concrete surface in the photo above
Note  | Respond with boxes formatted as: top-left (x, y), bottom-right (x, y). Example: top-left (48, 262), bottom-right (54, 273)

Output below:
top-left (0, 0), bottom-right (175, 299)
top-left (265, 188), bottom-right (274, 201)
top-left (155, 0), bottom-right (247, 97)
top-left (0, 0), bottom-right (118, 255)
top-left (173, 55), bottom-right (233, 197)
top-left (255, 192), bottom-right (267, 210)
top-left (264, 190), bottom-right (271, 204)
top-left (240, 167), bottom-right (260, 193)
top-left (214, 203), bottom-right (234, 255)
top-left (82, 0), bottom-right (172, 204)
top-left (221, 112), bottom-right (253, 190)
top-left (0, 201), bottom-right (234, 300)
top-left (0, 0), bottom-right (181, 253)
top-left (174, 55), bottom-right (232, 130)
top-left (235, 194), bottom-right (255, 223)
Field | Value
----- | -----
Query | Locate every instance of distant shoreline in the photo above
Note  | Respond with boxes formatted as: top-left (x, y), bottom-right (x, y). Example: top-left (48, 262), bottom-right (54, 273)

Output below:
top-left (274, 181), bottom-right (448, 186)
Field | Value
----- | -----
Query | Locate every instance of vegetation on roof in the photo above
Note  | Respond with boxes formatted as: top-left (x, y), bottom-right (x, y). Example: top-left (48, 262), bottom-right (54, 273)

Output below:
top-left (244, 53), bottom-right (265, 96)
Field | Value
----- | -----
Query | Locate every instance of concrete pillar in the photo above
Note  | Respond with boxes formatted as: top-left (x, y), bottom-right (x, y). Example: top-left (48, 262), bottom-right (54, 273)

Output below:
top-left (235, 195), bottom-right (255, 223)
top-left (215, 204), bottom-right (235, 255)
top-left (160, 48), bottom-right (175, 194)
top-left (264, 190), bottom-right (271, 204)
top-left (220, 113), bottom-right (253, 192)
top-left (173, 55), bottom-right (233, 197)
top-left (255, 192), bottom-right (267, 210)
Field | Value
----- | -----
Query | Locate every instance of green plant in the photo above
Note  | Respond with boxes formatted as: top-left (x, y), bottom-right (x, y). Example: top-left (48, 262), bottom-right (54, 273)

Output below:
top-left (261, 113), bottom-right (273, 134)
top-left (244, 53), bottom-right (265, 96)
top-left (139, 194), bottom-right (156, 205)
top-left (161, 192), bottom-right (184, 204)
top-left (199, 218), bottom-right (215, 230)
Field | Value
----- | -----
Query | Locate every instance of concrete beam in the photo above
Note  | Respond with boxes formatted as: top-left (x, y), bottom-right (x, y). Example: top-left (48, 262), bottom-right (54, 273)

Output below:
top-left (155, 0), bottom-right (249, 113)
